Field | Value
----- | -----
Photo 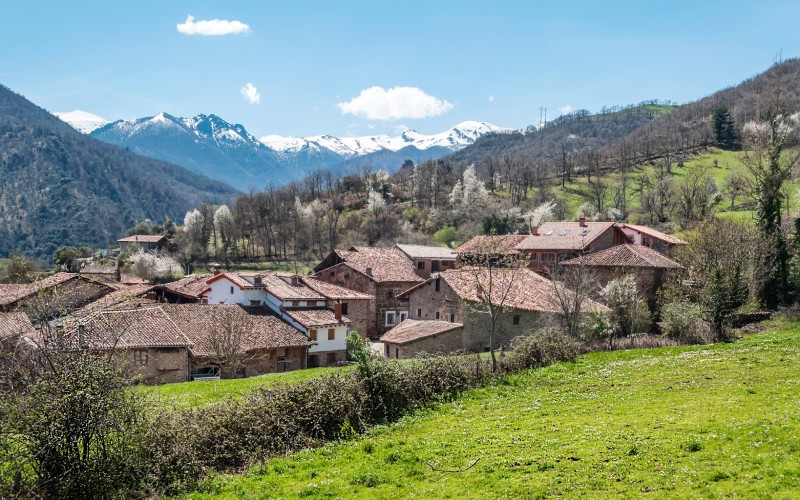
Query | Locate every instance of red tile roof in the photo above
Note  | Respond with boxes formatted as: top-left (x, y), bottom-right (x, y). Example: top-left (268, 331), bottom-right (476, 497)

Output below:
top-left (157, 275), bottom-right (211, 299)
top-left (381, 319), bottom-right (463, 345)
top-left (206, 272), bottom-right (260, 290)
top-left (0, 273), bottom-right (111, 306)
top-left (53, 307), bottom-right (192, 350)
top-left (72, 285), bottom-right (156, 318)
top-left (395, 243), bottom-right (457, 260)
top-left (453, 235), bottom-right (527, 255)
top-left (561, 244), bottom-right (682, 269)
top-left (283, 308), bottom-right (350, 328)
top-left (622, 224), bottom-right (688, 245)
top-left (320, 247), bottom-right (423, 283)
top-left (437, 268), bottom-right (608, 314)
top-left (301, 277), bottom-right (372, 300)
top-left (160, 304), bottom-right (308, 357)
top-left (0, 312), bottom-right (36, 341)
top-left (117, 235), bottom-right (167, 243)
top-left (121, 274), bottom-right (148, 285)
top-left (516, 221), bottom-right (616, 251)
top-left (261, 274), bottom-right (325, 301)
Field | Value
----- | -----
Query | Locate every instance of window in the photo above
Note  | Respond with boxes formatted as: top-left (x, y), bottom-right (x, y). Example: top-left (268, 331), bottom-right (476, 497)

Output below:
top-left (417, 308), bottom-right (422, 317)
top-left (230, 286), bottom-right (234, 294)
top-left (450, 313), bottom-right (455, 322)
top-left (399, 311), bottom-right (408, 322)
top-left (310, 329), bottom-right (317, 341)
top-left (330, 271), bottom-right (335, 277)
top-left (326, 352), bottom-right (336, 365)
top-left (276, 347), bottom-right (287, 357)
top-left (327, 328), bottom-right (335, 340)
top-left (560, 229), bottom-right (571, 236)
top-left (385, 311), bottom-right (396, 326)
top-left (435, 278), bottom-right (441, 292)
top-left (580, 229), bottom-right (591, 236)
top-left (530, 253), bottom-right (538, 261)
top-left (292, 300), bottom-right (300, 307)
top-left (395, 348), bottom-right (399, 359)
top-left (344, 273), bottom-right (350, 279)
top-left (386, 290), bottom-right (394, 299)
top-left (133, 350), bottom-right (148, 366)
top-left (545, 230), bottom-right (554, 236)
top-left (341, 303), bottom-right (348, 315)
top-left (435, 311), bottom-right (440, 320)
top-left (249, 300), bottom-right (260, 305)
top-left (417, 261), bottom-right (425, 270)
top-left (513, 315), bottom-right (521, 325)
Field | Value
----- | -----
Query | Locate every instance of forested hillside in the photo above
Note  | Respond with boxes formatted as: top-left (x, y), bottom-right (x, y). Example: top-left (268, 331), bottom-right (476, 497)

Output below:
top-left (0, 85), bottom-right (239, 259)
top-left (172, 59), bottom-right (800, 267)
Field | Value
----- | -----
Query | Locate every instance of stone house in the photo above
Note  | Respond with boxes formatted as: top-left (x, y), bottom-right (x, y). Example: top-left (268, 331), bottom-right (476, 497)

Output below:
top-left (0, 272), bottom-right (114, 320)
top-left (160, 304), bottom-right (309, 378)
top-left (395, 243), bottom-right (457, 278)
top-left (381, 319), bottom-right (464, 359)
top-left (620, 223), bottom-right (688, 255)
top-left (117, 234), bottom-right (167, 252)
top-left (389, 267), bottom-right (606, 356)
top-left (152, 274), bottom-right (210, 303)
top-left (312, 246), bottom-right (424, 337)
top-left (560, 244), bottom-right (682, 310)
top-left (515, 219), bottom-right (630, 273)
top-left (301, 276), bottom-right (373, 338)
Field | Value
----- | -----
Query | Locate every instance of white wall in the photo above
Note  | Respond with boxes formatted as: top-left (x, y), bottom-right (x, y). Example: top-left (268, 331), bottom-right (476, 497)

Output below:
top-left (308, 324), bottom-right (349, 353)
top-left (205, 278), bottom-right (266, 305)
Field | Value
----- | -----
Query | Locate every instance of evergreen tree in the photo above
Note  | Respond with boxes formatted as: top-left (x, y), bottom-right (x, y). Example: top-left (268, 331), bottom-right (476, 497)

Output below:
top-left (713, 107), bottom-right (738, 150)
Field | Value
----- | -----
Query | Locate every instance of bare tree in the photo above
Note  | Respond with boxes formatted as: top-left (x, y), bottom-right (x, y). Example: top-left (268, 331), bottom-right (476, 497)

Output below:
top-left (548, 253), bottom-right (598, 338)
top-left (458, 236), bottom-right (529, 372)
top-left (206, 307), bottom-right (260, 378)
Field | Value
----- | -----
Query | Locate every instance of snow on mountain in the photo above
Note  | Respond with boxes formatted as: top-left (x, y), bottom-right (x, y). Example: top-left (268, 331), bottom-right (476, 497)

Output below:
top-left (53, 110), bottom-right (109, 133)
top-left (260, 121), bottom-right (505, 158)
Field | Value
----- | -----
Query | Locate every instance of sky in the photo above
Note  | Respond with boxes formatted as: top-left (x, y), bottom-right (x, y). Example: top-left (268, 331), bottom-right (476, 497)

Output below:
top-left (1, 1), bottom-right (800, 138)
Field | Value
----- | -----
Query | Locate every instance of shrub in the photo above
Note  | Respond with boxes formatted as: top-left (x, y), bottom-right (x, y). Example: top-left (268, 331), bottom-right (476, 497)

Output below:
top-left (661, 300), bottom-right (713, 344)
top-left (505, 328), bottom-right (578, 371)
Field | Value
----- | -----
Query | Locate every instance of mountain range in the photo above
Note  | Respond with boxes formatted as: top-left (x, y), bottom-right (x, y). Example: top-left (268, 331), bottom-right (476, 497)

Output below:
top-left (0, 84), bottom-right (238, 259)
top-left (57, 111), bottom-right (505, 190)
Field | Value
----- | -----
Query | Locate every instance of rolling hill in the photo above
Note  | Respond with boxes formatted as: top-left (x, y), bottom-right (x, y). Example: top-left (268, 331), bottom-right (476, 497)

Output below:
top-left (0, 84), bottom-right (239, 259)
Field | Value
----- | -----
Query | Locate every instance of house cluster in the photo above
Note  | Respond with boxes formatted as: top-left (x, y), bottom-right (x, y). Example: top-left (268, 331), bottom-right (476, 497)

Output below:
top-left (0, 219), bottom-right (686, 385)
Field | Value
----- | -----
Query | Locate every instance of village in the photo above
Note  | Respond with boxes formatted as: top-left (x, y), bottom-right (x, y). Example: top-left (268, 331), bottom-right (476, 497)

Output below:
top-left (0, 218), bottom-right (685, 385)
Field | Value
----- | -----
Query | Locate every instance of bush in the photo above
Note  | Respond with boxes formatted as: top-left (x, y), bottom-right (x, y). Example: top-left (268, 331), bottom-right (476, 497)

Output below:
top-left (660, 300), bottom-right (713, 344)
top-left (505, 328), bottom-right (578, 371)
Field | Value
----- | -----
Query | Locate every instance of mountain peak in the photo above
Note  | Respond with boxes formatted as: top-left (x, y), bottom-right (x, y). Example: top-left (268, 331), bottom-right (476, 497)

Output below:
top-left (54, 109), bottom-right (109, 133)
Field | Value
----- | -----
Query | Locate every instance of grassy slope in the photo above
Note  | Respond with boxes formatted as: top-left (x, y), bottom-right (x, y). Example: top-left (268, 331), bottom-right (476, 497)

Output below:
top-left (187, 323), bottom-right (800, 498)
top-left (148, 365), bottom-right (352, 409)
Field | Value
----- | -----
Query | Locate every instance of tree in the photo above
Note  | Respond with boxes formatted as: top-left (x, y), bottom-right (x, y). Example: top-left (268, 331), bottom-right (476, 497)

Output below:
top-left (549, 255), bottom-right (597, 338)
top-left (721, 170), bottom-right (748, 210)
top-left (459, 236), bottom-right (528, 372)
top-left (712, 107), bottom-right (738, 150)
top-left (600, 275), bottom-right (648, 347)
top-left (53, 246), bottom-right (81, 272)
top-left (0, 254), bottom-right (39, 284)
top-left (741, 113), bottom-right (800, 308)
top-left (206, 307), bottom-right (261, 378)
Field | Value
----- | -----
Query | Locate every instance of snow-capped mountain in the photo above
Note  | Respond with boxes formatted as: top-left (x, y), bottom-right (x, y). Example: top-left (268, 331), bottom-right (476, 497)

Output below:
top-left (70, 110), bottom-right (504, 190)
top-left (261, 121), bottom-right (504, 158)
top-left (54, 110), bottom-right (108, 133)
top-left (90, 113), bottom-right (284, 190)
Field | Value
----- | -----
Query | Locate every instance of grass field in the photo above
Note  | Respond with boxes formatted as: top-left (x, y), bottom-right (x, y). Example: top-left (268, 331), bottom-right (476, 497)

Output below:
top-left (185, 322), bottom-right (800, 498)
top-left (148, 365), bottom-right (352, 409)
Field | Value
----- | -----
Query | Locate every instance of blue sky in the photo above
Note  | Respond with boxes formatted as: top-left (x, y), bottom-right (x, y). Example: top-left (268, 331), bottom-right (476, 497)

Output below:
top-left (1, 1), bottom-right (799, 138)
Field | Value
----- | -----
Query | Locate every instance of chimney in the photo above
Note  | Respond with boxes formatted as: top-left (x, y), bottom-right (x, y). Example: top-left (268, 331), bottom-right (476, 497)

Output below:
top-left (114, 260), bottom-right (121, 282)
top-left (254, 276), bottom-right (262, 284)
top-left (579, 216), bottom-right (586, 227)
top-left (365, 267), bottom-right (373, 277)
top-left (291, 275), bottom-right (298, 285)
top-left (530, 225), bottom-right (539, 236)
top-left (213, 265), bottom-right (221, 276)
top-left (334, 302), bottom-right (343, 320)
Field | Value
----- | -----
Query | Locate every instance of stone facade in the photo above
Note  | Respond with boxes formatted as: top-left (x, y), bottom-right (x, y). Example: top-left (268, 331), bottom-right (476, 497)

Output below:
top-left (339, 298), bottom-right (372, 338)
top-left (404, 278), bottom-right (553, 353)
top-left (121, 346), bottom-right (190, 385)
top-left (314, 264), bottom-right (418, 337)
top-left (308, 348), bottom-right (347, 367)
top-left (383, 326), bottom-right (464, 359)
top-left (190, 345), bottom-right (307, 378)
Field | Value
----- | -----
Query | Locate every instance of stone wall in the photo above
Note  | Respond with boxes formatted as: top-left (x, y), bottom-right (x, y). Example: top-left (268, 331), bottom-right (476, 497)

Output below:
top-left (124, 347), bottom-right (189, 384)
top-left (314, 265), bottom-right (378, 335)
top-left (341, 298), bottom-right (372, 339)
top-left (384, 326), bottom-right (464, 359)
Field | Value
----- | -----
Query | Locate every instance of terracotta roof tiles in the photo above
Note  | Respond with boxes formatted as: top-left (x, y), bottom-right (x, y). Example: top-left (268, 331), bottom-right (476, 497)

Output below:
top-left (561, 244), bottom-right (682, 269)
top-left (381, 319), bottom-right (463, 345)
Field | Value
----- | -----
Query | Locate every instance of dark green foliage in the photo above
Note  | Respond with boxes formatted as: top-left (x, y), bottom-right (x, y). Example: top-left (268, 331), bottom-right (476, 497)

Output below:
top-left (0, 253), bottom-right (38, 283)
top-left (0, 84), bottom-right (238, 260)
top-left (482, 212), bottom-right (519, 235)
top-left (703, 264), bottom-right (746, 340)
top-left (1, 355), bottom-right (149, 498)
top-left (52, 245), bottom-right (91, 272)
top-left (505, 329), bottom-right (578, 371)
top-left (713, 107), bottom-right (738, 149)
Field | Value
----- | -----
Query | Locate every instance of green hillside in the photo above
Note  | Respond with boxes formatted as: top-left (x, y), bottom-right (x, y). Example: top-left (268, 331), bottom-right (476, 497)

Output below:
top-left (187, 322), bottom-right (800, 498)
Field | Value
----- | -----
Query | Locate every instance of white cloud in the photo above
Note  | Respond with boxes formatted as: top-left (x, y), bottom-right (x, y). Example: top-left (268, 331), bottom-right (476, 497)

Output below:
top-left (240, 83), bottom-right (260, 104)
top-left (337, 86), bottom-right (453, 121)
top-left (488, 95), bottom-right (496, 103)
top-left (559, 105), bottom-right (573, 115)
top-left (177, 15), bottom-right (250, 36)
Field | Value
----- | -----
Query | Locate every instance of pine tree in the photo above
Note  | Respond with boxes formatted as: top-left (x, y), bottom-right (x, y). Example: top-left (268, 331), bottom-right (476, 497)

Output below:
top-left (712, 107), bottom-right (738, 150)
